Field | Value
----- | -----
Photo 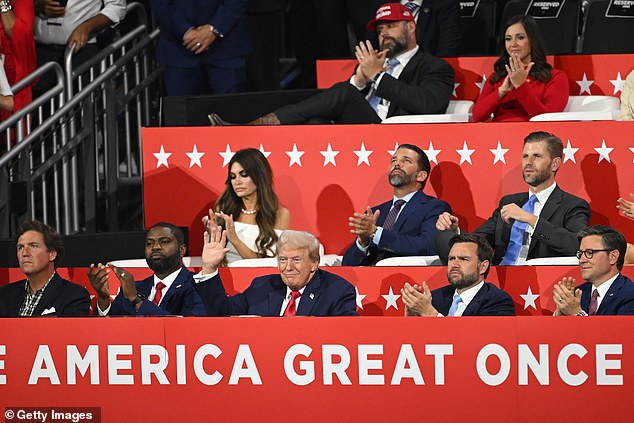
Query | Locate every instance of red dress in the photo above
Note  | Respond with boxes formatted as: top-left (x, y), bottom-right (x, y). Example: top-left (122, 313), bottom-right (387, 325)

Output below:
top-left (472, 69), bottom-right (569, 122)
top-left (0, 0), bottom-right (36, 120)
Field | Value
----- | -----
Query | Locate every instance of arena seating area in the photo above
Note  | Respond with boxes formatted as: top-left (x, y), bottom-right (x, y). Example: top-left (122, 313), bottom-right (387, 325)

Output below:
top-left (1, 1), bottom-right (634, 421)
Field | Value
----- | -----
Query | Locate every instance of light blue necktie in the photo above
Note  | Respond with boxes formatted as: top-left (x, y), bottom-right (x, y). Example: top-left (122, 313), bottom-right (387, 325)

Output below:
top-left (448, 294), bottom-right (463, 317)
top-left (368, 58), bottom-right (399, 112)
top-left (499, 195), bottom-right (538, 265)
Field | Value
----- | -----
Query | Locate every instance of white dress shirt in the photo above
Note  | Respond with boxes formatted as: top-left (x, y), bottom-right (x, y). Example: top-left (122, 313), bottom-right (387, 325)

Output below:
top-left (35, 0), bottom-right (127, 45)
top-left (448, 281), bottom-right (484, 317)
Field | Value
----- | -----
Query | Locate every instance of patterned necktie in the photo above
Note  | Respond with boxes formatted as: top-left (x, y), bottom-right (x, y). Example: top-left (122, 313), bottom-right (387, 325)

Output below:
top-left (368, 58), bottom-right (400, 112)
top-left (588, 289), bottom-right (599, 315)
top-left (382, 199), bottom-right (406, 231)
top-left (499, 195), bottom-right (538, 265)
top-left (283, 291), bottom-right (302, 317)
top-left (153, 281), bottom-right (166, 305)
top-left (448, 294), bottom-right (463, 316)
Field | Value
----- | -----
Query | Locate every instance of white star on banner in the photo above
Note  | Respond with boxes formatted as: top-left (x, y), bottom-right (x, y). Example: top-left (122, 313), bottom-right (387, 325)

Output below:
top-left (630, 147), bottom-right (634, 163)
top-left (594, 140), bottom-right (613, 163)
top-left (424, 141), bottom-right (441, 164)
top-left (456, 141), bottom-right (475, 165)
top-left (563, 140), bottom-right (579, 164)
top-left (354, 142), bottom-right (373, 166)
top-left (452, 82), bottom-right (460, 98)
top-left (185, 144), bottom-right (205, 168)
top-left (475, 74), bottom-right (487, 93)
top-left (355, 287), bottom-right (366, 310)
top-left (258, 144), bottom-right (271, 158)
top-left (609, 72), bottom-right (626, 95)
top-left (153, 145), bottom-right (171, 168)
top-left (489, 140), bottom-right (509, 165)
top-left (576, 73), bottom-right (594, 95)
top-left (320, 143), bottom-right (339, 167)
top-left (286, 143), bottom-right (305, 167)
top-left (388, 142), bottom-right (400, 156)
top-left (382, 286), bottom-right (400, 310)
top-left (520, 286), bottom-right (540, 310)
top-left (219, 144), bottom-right (234, 167)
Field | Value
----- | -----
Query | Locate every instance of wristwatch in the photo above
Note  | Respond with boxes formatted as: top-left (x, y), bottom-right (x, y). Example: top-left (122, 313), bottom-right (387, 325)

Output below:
top-left (0, 0), bottom-right (13, 13)
top-left (209, 25), bottom-right (224, 39)
top-left (129, 293), bottom-right (145, 308)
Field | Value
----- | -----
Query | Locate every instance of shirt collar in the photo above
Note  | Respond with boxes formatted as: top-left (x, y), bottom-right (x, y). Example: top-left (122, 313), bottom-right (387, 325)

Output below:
top-left (285, 285), bottom-right (307, 300)
top-left (593, 273), bottom-right (619, 298)
top-left (392, 190), bottom-right (418, 205)
top-left (530, 182), bottom-right (557, 205)
top-left (153, 267), bottom-right (182, 291)
top-left (453, 281), bottom-right (485, 306)
top-left (25, 272), bottom-right (56, 295)
top-left (392, 45), bottom-right (419, 69)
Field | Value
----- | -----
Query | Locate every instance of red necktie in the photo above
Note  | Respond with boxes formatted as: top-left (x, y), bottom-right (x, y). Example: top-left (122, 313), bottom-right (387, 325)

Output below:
top-left (283, 291), bottom-right (302, 317)
top-left (588, 289), bottom-right (599, 315)
top-left (153, 282), bottom-right (166, 305)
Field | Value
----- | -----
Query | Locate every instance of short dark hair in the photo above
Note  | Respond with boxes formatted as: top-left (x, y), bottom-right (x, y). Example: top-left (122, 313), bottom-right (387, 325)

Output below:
top-left (16, 220), bottom-right (65, 268)
top-left (523, 131), bottom-right (563, 160)
top-left (149, 222), bottom-right (186, 248)
top-left (578, 225), bottom-right (626, 270)
top-left (448, 233), bottom-right (494, 277)
top-left (397, 143), bottom-right (430, 189)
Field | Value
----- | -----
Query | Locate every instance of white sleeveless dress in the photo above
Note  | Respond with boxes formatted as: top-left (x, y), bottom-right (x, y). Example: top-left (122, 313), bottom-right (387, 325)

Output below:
top-left (226, 221), bottom-right (283, 264)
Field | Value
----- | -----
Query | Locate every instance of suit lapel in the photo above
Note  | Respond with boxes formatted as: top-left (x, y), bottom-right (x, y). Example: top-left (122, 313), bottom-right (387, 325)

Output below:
top-left (297, 271), bottom-right (322, 316)
top-left (387, 50), bottom-right (421, 116)
top-left (8, 281), bottom-right (28, 316)
top-left (137, 277), bottom-right (154, 298)
top-left (393, 191), bottom-right (425, 232)
top-left (375, 200), bottom-right (393, 227)
top-left (462, 284), bottom-right (488, 316)
top-left (268, 277), bottom-right (286, 316)
top-left (33, 273), bottom-right (62, 316)
top-left (597, 275), bottom-right (624, 315)
top-left (528, 187), bottom-right (561, 255)
top-left (159, 267), bottom-right (188, 307)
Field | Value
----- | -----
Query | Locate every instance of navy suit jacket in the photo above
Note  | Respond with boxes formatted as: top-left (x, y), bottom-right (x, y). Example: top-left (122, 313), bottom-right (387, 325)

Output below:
top-left (150, 0), bottom-right (251, 67)
top-left (435, 185), bottom-right (590, 265)
top-left (342, 190), bottom-right (451, 266)
top-left (105, 266), bottom-right (206, 316)
top-left (193, 269), bottom-right (358, 316)
top-left (578, 274), bottom-right (634, 315)
top-left (431, 282), bottom-right (516, 316)
top-left (0, 273), bottom-right (90, 317)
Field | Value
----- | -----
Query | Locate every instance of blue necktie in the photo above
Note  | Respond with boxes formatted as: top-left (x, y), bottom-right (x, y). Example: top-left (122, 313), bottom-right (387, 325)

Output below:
top-left (368, 58), bottom-right (399, 112)
top-left (499, 195), bottom-right (538, 265)
top-left (448, 294), bottom-right (463, 317)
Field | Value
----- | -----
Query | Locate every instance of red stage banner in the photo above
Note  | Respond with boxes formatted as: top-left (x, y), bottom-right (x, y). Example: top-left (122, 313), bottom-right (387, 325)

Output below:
top-left (316, 54), bottom-right (634, 101)
top-left (0, 317), bottom-right (632, 422)
top-left (141, 121), bottom-right (634, 255)
top-left (2, 266), bottom-right (634, 316)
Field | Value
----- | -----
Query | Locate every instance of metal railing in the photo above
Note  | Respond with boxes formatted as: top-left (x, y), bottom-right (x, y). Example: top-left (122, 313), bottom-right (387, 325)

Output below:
top-left (0, 2), bottom-right (162, 237)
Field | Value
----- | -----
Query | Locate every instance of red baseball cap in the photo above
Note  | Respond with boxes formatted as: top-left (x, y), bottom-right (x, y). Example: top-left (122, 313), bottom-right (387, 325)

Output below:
top-left (366, 3), bottom-right (415, 32)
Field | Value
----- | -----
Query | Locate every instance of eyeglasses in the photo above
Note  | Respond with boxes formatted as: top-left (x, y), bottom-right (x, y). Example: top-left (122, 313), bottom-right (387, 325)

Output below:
top-left (575, 249), bottom-right (613, 259)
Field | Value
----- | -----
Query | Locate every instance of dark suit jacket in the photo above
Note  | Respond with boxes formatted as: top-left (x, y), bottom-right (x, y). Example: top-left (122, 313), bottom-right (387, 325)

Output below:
top-left (432, 282), bottom-right (516, 316)
top-left (150, 0), bottom-right (251, 67)
top-left (193, 269), bottom-right (358, 316)
top-left (376, 48), bottom-right (454, 117)
top-left (0, 273), bottom-right (90, 317)
top-left (105, 266), bottom-right (206, 316)
top-left (342, 190), bottom-right (450, 266)
top-left (371, 0), bottom-right (461, 57)
top-left (435, 185), bottom-right (590, 265)
top-left (578, 274), bottom-right (634, 315)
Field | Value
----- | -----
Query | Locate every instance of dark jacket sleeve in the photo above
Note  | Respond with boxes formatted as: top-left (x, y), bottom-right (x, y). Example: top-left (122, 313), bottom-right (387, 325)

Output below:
top-left (61, 284), bottom-right (91, 316)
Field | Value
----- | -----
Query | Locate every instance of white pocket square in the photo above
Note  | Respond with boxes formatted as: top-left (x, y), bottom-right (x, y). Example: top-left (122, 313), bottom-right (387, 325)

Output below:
top-left (41, 307), bottom-right (56, 315)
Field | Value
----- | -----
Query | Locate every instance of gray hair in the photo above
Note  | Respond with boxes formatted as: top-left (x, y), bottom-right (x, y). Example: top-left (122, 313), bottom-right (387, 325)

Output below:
top-left (277, 230), bottom-right (320, 261)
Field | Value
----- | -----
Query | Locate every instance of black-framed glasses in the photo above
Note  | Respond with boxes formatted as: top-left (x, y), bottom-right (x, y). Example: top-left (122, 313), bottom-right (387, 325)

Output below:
top-left (576, 249), bottom-right (613, 259)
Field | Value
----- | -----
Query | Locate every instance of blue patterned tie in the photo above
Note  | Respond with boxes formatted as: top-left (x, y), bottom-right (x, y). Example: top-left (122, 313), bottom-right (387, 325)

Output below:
top-left (368, 58), bottom-right (399, 112)
top-left (499, 195), bottom-right (538, 265)
top-left (448, 294), bottom-right (463, 316)
top-left (381, 199), bottom-right (406, 231)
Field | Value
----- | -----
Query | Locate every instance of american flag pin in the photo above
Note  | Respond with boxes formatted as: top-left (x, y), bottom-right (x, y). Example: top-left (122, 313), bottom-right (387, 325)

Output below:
top-left (310, 293), bottom-right (314, 299)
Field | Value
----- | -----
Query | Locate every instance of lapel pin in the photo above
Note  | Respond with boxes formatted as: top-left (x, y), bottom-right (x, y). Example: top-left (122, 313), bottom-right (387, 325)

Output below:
top-left (310, 293), bottom-right (314, 300)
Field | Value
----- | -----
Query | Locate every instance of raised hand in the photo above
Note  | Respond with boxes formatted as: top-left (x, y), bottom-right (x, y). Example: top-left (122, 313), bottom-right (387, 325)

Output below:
top-left (201, 226), bottom-right (230, 275)
top-left (436, 212), bottom-right (459, 232)
top-left (349, 207), bottom-right (380, 247)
